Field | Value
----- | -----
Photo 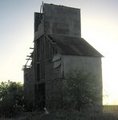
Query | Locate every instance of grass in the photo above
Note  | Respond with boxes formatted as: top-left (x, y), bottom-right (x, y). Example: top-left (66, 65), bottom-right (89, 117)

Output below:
top-left (0, 109), bottom-right (118, 120)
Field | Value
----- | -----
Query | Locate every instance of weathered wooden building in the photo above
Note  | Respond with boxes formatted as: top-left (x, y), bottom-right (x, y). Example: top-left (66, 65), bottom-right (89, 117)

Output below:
top-left (24, 3), bottom-right (103, 110)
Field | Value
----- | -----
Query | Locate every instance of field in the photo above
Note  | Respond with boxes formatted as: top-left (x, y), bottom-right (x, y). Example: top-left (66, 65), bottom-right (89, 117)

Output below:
top-left (0, 109), bottom-right (118, 120)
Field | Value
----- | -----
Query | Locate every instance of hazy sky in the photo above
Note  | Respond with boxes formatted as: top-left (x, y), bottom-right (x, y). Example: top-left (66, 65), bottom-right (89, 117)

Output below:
top-left (0, 0), bottom-right (118, 105)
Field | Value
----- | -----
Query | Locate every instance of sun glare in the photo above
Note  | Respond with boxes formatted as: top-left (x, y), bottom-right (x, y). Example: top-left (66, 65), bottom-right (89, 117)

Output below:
top-left (103, 56), bottom-right (118, 105)
top-left (82, 25), bottom-right (118, 105)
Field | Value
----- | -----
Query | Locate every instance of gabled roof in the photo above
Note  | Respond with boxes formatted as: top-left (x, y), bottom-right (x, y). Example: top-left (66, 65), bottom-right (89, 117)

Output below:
top-left (48, 35), bottom-right (103, 57)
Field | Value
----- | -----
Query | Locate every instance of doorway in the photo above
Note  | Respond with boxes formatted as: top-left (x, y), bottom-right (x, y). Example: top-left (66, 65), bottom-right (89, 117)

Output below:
top-left (35, 83), bottom-right (45, 110)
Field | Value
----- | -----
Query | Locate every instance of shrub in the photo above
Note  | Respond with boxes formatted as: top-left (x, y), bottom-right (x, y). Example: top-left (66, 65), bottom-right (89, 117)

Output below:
top-left (0, 80), bottom-right (24, 117)
top-left (63, 70), bottom-right (100, 110)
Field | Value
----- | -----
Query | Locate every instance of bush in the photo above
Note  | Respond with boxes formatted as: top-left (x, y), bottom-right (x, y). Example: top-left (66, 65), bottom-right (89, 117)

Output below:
top-left (0, 80), bottom-right (24, 117)
top-left (63, 70), bottom-right (100, 110)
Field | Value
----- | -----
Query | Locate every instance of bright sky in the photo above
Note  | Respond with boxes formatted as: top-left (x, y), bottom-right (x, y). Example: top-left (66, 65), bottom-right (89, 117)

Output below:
top-left (0, 0), bottom-right (118, 105)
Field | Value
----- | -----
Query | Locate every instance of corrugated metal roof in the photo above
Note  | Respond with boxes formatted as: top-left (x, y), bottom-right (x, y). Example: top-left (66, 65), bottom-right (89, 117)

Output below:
top-left (48, 35), bottom-right (103, 57)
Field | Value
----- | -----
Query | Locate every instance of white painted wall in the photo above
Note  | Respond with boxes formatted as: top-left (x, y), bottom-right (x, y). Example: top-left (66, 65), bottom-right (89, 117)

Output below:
top-left (62, 55), bottom-right (102, 78)
top-left (62, 55), bottom-right (103, 105)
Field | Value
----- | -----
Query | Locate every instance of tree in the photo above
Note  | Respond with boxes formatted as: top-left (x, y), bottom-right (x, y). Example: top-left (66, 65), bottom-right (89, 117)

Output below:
top-left (0, 80), bottom-right (24, 117)
top-left (63, 70), bottom-right (99, 110)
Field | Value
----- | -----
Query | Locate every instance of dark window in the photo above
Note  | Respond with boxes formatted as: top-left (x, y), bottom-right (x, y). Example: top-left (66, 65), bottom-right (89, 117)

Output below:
top-left (40, 61), bottom-right (45, 79)
top-left (37, 63), bottom-right (40, 81)
top-left (37, 40), bottom-right (40, 61)
top-left (40, 39), bottom-right (45, 60)
top-left (45, 40), bottom-right (48, 58)
top-left (52, 46), bottom-right (58, 55)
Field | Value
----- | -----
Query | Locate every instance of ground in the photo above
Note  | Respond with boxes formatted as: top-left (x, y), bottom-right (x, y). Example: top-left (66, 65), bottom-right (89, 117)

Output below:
top-left (0, 110), bottom-right (118, 120)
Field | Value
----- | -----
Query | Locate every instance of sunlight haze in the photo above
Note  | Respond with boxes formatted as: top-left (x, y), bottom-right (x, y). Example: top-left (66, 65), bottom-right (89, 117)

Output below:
top-left (0, 0), bottom-right (118, 105)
